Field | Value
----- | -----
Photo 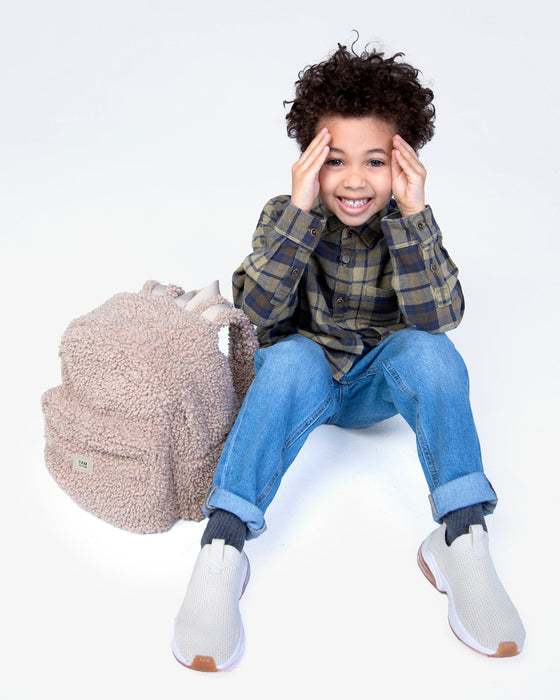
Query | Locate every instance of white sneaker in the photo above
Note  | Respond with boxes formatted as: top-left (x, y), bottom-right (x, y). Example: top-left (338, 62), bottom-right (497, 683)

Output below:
top-left (418, 524), bottom-right (525, 657)
top-left (172, 539), bottom-right (250, 672)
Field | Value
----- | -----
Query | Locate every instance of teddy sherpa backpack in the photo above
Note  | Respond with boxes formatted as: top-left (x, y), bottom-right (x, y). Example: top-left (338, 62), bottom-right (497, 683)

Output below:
top-left (41, 280), bottom-right (258, 534)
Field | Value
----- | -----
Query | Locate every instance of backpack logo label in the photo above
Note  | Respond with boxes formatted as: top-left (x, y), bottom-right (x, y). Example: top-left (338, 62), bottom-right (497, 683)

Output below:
top-left (72, 454), bottom-right (93, 475)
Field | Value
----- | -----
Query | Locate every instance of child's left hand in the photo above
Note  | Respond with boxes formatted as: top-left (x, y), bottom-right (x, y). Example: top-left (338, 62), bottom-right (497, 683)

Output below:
top-left (391, 135), bottom-right (426, 218)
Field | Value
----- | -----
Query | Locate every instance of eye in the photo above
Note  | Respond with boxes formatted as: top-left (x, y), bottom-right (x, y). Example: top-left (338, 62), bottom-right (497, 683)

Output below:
top-left (368, 159), bottom-right (385, 167)
top-left (326, 158), bottom-right (343, 167)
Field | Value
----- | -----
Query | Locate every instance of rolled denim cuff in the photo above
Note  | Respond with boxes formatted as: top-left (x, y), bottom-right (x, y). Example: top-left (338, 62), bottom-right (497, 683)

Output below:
top-left (429, 473), bottom-right (498, 522)
top-left (203, 485), bottom-right (267, 539)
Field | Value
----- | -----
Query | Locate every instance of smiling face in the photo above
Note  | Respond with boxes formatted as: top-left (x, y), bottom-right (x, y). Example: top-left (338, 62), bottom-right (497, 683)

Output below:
top-left (317, 115), bottom-right (396, 226)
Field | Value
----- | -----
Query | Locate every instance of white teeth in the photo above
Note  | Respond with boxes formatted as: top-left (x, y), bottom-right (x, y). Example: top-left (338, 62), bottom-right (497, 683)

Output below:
top-left (340, 198), bottom-right (369, 208)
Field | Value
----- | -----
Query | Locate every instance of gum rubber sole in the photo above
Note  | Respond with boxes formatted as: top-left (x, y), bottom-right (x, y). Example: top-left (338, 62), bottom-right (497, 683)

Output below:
top-left (417, 545), bottom-right (520, 658)
top-left (174, 653), bottom-right (219, 673)
top-left (172, 626), bottom-right (245, 673)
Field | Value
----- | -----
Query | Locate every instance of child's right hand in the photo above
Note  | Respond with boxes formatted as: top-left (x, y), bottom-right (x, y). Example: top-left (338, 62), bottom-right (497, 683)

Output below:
top-left (290, 128), bottom-right (331, 212)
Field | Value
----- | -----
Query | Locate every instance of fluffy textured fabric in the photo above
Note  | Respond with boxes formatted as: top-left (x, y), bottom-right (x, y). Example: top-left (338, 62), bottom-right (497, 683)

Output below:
top-left (42, 281), bottom-right (258, 534)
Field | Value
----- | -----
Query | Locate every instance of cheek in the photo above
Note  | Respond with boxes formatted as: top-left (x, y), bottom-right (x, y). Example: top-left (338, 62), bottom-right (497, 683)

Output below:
top-left (380, 172), bottom-right (393, 196)
top-left (317, 169), bottom-right (333, 196)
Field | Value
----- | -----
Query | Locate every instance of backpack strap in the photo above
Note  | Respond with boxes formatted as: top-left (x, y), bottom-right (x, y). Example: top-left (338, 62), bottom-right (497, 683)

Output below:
top-left (207, 303), bottom-right (259, 403)
top-left (142, 280), bottom-right (258, 404)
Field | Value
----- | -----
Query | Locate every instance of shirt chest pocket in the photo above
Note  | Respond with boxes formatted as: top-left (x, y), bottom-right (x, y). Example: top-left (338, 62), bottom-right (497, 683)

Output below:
top-left (348, 284), bottom-right (401, 327)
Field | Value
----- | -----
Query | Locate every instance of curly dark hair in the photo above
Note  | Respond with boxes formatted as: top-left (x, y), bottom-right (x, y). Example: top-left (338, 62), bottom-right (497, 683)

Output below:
top-left (285, 41), bottom-right (435, 152)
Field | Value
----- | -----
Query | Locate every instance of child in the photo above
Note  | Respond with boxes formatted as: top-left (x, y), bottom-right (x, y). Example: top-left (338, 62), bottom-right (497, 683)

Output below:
top-left (172, 41), bottom-right (525, 672)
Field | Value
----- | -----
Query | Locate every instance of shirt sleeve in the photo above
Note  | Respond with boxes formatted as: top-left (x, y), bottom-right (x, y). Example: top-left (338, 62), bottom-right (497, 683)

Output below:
top-left (382, 206), bottom-right (465, 332)
top-left (232, 196), bottom-right (325, 328)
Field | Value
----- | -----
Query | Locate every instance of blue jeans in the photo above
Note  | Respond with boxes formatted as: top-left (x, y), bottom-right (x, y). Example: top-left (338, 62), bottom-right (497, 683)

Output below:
top-left (203, 329), bottom-right (497, 538)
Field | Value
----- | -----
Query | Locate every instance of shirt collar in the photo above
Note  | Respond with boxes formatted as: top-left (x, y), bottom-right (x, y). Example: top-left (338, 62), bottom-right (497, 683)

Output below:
top-left (312, 197), bottom-right (399, 246)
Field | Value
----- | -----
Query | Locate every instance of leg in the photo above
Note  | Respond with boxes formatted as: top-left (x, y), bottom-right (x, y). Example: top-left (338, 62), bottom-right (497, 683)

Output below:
top-left (333, 328), bottom-right (497, 520)
top-left (173, 335), bottom-right (337, 671)
top-left (203, 334), bottom-right (337, 538)
top-left (334, 329), bottom-right (524, 656)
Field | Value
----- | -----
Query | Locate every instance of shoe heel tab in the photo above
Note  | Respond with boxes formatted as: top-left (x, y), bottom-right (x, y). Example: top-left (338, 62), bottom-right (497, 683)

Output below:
top-left (209, 539), bottom-right (226, 571)
top-left (469, 524), bottom-right (489, 557)
top-left (469, 524), bottom-right (485, 536)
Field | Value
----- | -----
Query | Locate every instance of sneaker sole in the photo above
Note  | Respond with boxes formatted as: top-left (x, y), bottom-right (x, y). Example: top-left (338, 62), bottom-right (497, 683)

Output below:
top-left (417, 542), bottom-right (520, 658)
top-left (172, 627), bottom-right (246, 672)
top-left (172, 553), bottom-right (251, 672)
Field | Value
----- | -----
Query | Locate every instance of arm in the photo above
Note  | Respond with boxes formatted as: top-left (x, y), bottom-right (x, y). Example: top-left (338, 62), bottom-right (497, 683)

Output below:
top-left (384, 136), bottom-right (464, 331)
top-left (382, 207), bottom-right (464, 331)
top-left (233, 130), bottom-right (332, 328)
top-left (232, 197), bottom-right (324, 327)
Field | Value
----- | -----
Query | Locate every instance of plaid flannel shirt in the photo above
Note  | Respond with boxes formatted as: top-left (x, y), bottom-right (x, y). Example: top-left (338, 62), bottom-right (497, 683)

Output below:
top-left (233, 195), bottom-right (464, 380)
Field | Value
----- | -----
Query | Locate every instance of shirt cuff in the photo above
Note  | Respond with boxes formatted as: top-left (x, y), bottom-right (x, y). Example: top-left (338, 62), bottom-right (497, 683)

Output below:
top-left (273, 201), bottom-right (325, 250)
top-left (382, 205), bottom-right (439, 249)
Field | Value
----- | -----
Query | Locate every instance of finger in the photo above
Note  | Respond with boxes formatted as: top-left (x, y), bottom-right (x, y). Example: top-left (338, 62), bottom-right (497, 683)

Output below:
top-left (392, 146), bottom-right (426, 179)
top-left (293, 146), bottom-right (330, 185)
top-left (393, 134), bottom-right (417, 155)
top-left (299, 129), bottom-right (329, 161)
top-left (391, 148), bottom-right (403, 179)
top-left (393, 136), bottom-right (425, 172)
top-left (297, 129), bottom-right (331, 169)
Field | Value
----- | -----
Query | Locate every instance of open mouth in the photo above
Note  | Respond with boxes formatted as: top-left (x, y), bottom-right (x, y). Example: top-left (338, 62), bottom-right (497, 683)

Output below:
top-left (339, 197), bottom-right (370, 208)
top-left (337, 197), bottom-right (372, 213)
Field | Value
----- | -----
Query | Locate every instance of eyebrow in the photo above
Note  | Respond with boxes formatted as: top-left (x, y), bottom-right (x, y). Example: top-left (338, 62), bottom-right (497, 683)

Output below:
top-left (329, 147), bottom-right (390, 156)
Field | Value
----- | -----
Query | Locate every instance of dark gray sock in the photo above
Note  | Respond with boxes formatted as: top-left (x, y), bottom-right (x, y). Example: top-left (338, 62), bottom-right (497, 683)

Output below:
top-left (200, 509), bottom-right (247, 552)
top-left (444, 503), bottom-right (487, 546)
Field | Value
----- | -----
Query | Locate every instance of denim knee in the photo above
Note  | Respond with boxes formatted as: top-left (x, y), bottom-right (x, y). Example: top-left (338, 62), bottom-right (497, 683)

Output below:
top-left (388, 329), bottom-right (469, 395)
top-left (205, 335), bottom-right (336, 536)
top-left (255, 335), bottom-right (333, 393)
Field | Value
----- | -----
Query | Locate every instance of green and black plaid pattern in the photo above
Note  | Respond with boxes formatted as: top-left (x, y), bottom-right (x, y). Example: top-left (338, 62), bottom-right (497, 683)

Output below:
top-left (233, 195), bottom-right (464, 380)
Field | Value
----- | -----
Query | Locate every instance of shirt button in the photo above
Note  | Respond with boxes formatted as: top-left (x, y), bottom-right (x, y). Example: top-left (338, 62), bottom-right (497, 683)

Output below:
top-left (341, 254), bottom-right (351, 264)
top-left (291, 268), bottom-right (300, 278)
top-left (309, 227), bottom-right (318, 236)
top-left (335, 297), bottom-right (344, 306)
top-left (430, 263), bottom-right (438, 272)
top-left (416, 221), bottom-right (425, 231)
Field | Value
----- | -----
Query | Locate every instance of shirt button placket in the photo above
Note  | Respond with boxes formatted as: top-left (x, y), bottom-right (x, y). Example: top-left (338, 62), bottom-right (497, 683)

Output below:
top-left (335, 227), bottom-right (353, 315)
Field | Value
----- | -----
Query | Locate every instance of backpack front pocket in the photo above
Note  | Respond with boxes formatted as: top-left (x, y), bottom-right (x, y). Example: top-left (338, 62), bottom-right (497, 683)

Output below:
top-left (42, 386), bottom-right (179, 533)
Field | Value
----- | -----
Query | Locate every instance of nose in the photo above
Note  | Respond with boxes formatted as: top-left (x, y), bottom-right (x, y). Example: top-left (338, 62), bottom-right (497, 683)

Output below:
top-left (343, 166), bottom-right (365, 189)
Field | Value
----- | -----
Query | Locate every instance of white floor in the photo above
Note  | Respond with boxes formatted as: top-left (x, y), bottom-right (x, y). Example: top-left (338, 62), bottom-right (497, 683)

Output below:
top-left (2, 2), bottom-right (559, 698)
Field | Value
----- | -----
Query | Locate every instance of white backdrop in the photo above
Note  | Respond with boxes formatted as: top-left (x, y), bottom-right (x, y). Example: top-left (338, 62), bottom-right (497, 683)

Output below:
top-left (1, 1), bottom-right (558, 698)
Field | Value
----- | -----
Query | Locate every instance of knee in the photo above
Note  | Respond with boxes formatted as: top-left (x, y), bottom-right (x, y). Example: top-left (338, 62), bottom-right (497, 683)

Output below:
top-left (391, 330), bottom-right (469, 391)
top-left (255, 336), bottom-right (331, 390)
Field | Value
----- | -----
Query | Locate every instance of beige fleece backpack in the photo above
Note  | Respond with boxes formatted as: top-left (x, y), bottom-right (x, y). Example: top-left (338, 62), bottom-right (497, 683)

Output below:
top-left (41, 280), bottom-right (258, 534)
